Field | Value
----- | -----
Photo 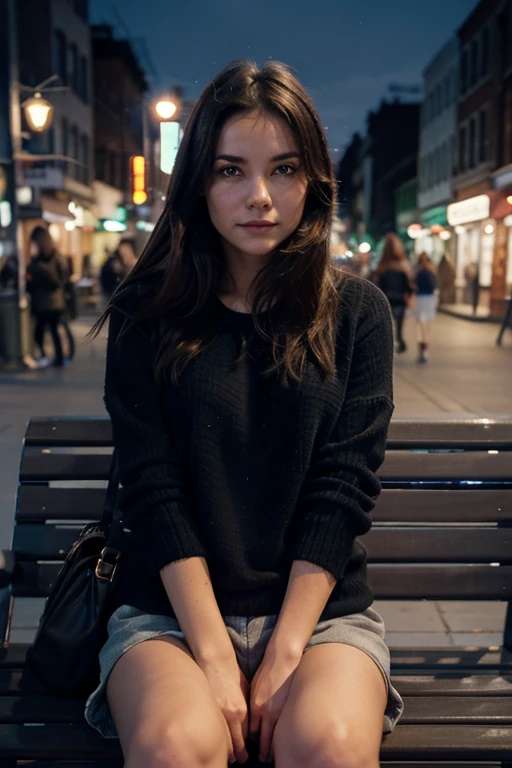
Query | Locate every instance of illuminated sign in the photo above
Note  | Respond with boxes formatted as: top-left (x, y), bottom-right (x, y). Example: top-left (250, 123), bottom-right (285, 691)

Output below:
top-left (131, 156), bottom-right (147, 205)
top-left (447, 195), bottom-right (490, 226)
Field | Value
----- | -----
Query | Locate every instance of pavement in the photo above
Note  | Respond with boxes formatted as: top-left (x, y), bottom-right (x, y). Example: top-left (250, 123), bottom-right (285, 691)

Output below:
top-left (1, 309), bottom-right (511, 645)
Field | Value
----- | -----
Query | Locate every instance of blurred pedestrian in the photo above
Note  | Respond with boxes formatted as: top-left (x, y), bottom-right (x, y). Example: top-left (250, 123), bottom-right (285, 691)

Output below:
top-left (26, 227), bottom-right (66, 367)
top-left (375, 233), bottom-right (415, 353)
top-left (60, 255), bottom-right (77, 361)
top-left (413, 252), bottom-right (437, 363)
top-left (496, 297), bottom-right (512, 346)
top-left (99, 239), bottom-right (137, 301)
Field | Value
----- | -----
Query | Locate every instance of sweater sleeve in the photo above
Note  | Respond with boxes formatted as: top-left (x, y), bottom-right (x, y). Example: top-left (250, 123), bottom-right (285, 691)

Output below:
top-left (290, 281), bottom-right (394, 581)
top-left (104, 300), bottom-right (209, 575)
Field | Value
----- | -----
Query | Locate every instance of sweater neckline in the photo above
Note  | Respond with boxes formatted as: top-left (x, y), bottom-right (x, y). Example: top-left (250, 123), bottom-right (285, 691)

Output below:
top-left (215, 296), bottom-right (279, 319)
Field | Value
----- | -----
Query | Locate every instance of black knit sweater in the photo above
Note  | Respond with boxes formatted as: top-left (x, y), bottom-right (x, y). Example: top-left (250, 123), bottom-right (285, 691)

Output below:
top-left (105, 273), bottom-right (395, 621)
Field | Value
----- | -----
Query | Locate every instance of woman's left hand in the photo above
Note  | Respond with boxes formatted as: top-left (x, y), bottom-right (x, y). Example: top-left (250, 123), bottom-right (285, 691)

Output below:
top-left (249, 646), bottom-right (302, 763)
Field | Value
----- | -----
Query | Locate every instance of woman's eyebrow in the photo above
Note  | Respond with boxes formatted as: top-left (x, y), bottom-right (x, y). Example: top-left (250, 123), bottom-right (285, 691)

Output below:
top-left (214, 151), bottom-right (301, 163)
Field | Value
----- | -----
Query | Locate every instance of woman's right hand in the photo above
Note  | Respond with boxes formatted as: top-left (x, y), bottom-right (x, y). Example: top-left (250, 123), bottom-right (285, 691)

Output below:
top-left (198, 656), bottom-right (250, 764)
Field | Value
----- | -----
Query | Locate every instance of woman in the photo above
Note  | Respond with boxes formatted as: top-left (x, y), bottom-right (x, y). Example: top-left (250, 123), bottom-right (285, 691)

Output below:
top-left (87, 59), bottom-right (403, 767)
top-left (26, 227), bottom-right (66, 367)
top-left (375, 233), bottom-right (414, 353)
top-left (413, 252), bottom-right (437, 363)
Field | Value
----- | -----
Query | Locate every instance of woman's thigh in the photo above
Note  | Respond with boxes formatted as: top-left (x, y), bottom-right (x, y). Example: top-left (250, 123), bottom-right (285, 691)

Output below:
top-left (107, 635), bottom-right (230, 768)
top-left (273, 643), bottom-right (387, 768)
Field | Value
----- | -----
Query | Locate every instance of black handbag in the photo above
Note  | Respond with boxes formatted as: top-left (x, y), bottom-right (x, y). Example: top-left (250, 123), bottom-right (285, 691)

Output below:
top-left (25, 452), bottom-right (123, 697)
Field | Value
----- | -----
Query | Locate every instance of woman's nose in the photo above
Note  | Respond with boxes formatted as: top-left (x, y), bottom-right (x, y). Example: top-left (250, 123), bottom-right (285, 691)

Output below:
top-left (247, 176), bottom-right (272, 207)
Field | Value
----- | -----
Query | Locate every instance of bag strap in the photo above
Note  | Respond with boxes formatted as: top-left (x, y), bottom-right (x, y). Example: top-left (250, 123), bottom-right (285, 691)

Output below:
top-left (101, 449), bottom-right (120, 528)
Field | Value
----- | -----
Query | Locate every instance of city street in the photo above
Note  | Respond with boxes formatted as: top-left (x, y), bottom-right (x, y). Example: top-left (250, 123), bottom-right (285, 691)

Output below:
top-left (1, 308), bottom-right (510, 645)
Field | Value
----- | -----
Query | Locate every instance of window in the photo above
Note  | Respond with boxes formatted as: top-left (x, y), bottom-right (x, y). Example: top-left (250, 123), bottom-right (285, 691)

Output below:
top-left (70, 126), bottom-right (78, 178)
top-left (469, 118), bottom-right (476, 168)
top-left (460, 49), bottom-right (468, 94)
top-left (479, 110), bottom-right (487, 163)
top-left (459, 126), bottom-right (467, 172)
top-left (470, 39), bottom-right (479, 87)
top-left (68, 44), bottom-right (78, 93)
top-left (79, 56), bottom-right (88, 102)
top-left (481, 27), bottom-right (490, 78)
top-left (53, 30), bottom-right (67, 84)
top-left (80, 134), bottom-right (89, 184)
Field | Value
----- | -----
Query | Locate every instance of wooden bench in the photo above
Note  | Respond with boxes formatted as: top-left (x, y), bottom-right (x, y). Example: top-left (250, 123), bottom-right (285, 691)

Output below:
top-left (0, 416), bottom-right (511, 767)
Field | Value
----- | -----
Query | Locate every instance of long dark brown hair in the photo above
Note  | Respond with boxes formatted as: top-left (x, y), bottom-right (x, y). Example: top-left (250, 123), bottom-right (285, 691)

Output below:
top-left (91, 58), bottom-right (342, 385)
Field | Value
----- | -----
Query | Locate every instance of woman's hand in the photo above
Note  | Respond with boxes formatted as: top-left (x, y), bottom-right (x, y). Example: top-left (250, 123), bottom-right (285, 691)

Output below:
top-left (249, 645), bottom-right (303, 763)
top-left (198, 656), bottom-right (250, 764)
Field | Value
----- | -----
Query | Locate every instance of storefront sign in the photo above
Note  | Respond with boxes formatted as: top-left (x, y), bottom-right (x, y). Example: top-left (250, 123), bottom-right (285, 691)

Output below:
top-left (447, 195), bottom-right (490, 226)
top-left (22, 167), bottom-right (64, 189)
top-left (420, 205), bottom-right (448, 227)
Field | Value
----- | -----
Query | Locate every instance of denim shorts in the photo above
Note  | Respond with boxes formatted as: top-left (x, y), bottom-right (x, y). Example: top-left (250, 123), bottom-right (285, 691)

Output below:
top-left (85, 604), bottom-right (404, 739)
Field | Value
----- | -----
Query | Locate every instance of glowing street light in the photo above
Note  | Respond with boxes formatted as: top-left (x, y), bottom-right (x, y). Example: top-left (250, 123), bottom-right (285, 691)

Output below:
top-left (22, 92), bottom-right (54, 132)
top-left (155, 99), bottom-right (177, 120)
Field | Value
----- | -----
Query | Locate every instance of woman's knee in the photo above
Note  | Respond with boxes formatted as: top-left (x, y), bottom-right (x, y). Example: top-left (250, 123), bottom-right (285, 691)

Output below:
top-left (125, 711), bottom-right (229, 768)
top-left (274, 715), bottom-right (380, 768)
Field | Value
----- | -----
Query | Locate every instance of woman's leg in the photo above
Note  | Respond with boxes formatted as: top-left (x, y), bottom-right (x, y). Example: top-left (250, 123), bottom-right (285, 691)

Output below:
top-left (47, 312), bottom-right (64, 365)
top-left (107, 635), bottom-right (231, 768)
top-left (60, 314), bottom-right (76, 360)
top-left (394, 306), bottom-right (407, 352)
top-left (273, 643), bottom-right (387, 768)
top-left (33, 313), bottom-right (47, 358)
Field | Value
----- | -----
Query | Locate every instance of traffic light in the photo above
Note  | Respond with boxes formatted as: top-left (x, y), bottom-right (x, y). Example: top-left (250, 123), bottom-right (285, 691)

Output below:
top-left (131, 155), bottom-right (147, 205)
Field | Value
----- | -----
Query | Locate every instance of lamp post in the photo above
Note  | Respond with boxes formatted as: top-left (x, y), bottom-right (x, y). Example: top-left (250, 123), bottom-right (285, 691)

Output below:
top-left (0, 2), bottom-right (59, 368)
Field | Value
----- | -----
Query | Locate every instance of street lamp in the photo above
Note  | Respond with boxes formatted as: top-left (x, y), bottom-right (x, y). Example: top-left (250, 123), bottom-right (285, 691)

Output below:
top-left (155, 99), bottom-right (177, 120)
top-left (22, 92), bottom-right (54, 132)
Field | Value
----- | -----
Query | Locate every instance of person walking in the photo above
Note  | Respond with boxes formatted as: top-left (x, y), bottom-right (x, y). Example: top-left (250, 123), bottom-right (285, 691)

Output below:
top-left (375, 233), bottom-right (414, 353)
top-left (26, 227), bottom-right (66, 367)
top-left (496, 296), bottom-right (512, 346)
top-left (413, 252), bottom-right (437, 363)
top-left (87, 59), bottom-right (403, 767)
top-left (99, 239), bottom-right (137, 303)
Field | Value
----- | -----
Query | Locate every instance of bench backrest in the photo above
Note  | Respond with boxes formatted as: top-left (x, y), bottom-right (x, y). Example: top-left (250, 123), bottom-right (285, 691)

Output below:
top-left (5, 417), bottom-right (512, 648)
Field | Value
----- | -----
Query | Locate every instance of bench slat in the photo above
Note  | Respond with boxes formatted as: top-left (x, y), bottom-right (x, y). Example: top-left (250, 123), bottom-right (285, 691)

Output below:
top-left (381, 451), bottom-right (512, 481)
top-left (12, 562), bottom-right (512, 599)
top-left (397, 696), bottom-right (512, 724)
top-left (17, 485), bottom-right (512, 525)
top-left (0, 668), bottom-right (509, 696)
top-left (1, 644), bottom-right (508, 674)
top-left (376, 488), bottom-right (512, 522)
top-left (25, 417), bottom-right (512, 449)
top-left (17, 486), bottom-right (107, 522)
top-left (20, 446), bottom-right (512, 483)
top-left (387, 419), bottom-right (512, 449)
top-left (0, 721), bottom-right (509, 760)
top-left (0, 694), bottom-right (508, 727)
top-left (25, 418), bottom-right (113, 447)
top-left (381, 722), bottom-right (512, 760)
top-left (20, 451), bottom-right (112, 482)
top-left (11, 523), bottom-right (512, 564)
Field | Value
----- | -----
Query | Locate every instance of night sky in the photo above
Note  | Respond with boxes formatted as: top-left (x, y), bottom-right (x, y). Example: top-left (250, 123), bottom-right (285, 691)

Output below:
top-left (90, 0), bottom-right (478, 158)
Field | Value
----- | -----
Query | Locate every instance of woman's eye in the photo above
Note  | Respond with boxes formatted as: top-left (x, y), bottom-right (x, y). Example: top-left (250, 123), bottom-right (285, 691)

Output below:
top-left (219, 166), bottom-right (241, 177)
top-left (274, 164), bottom-right (297, 175)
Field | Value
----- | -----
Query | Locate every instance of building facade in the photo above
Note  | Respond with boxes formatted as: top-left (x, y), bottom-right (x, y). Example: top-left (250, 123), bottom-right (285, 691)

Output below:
top-left (16, 0), bottom-right (94, 274)
top-left (417, 37), bottom-right (459, 264)
top-left (450, 0), bottom-right (507, 314)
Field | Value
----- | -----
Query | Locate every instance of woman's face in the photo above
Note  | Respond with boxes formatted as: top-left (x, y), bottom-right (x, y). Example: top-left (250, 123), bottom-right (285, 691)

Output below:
top-left (205, 110), bottom-right (308, 264)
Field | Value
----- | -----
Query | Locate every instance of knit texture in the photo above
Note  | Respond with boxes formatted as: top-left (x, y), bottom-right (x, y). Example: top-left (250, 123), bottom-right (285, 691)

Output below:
top-left (104, 273), bottom-right (395, 621)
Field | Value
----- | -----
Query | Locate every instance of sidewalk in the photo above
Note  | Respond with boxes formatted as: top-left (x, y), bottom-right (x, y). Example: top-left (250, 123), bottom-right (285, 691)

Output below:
top-left (1, 310), bottom-right (510, 646)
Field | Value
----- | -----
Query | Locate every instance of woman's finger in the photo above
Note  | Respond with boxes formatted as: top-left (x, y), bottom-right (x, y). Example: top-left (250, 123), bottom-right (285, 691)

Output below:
top-left (227, 715), bottom-right (249, 764)
top-left (259, 713), bottom-right (277, 764)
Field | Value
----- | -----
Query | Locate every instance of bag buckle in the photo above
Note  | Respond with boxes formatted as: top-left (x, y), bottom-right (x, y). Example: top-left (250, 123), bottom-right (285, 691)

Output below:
top-left (95, 547), bottom-right (121, 582)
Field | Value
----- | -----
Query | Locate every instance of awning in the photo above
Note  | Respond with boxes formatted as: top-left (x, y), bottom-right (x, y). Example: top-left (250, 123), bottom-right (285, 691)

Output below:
top-left (40, 195), bottom-right (74, 223)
